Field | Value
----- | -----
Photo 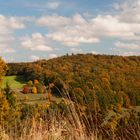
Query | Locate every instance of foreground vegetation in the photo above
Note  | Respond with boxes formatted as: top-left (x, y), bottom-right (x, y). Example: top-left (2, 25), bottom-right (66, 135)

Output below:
top-left (0, 54), bottom-right (140, 140)
top-left (0, 87), bottom-right (140, 140)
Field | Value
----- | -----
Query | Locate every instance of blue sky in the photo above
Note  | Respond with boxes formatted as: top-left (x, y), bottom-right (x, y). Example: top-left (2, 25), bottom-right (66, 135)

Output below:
top-left (0, 0), bottom-right (140, 62)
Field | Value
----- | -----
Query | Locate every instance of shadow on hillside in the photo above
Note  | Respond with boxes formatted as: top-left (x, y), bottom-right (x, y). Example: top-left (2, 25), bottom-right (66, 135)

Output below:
top-left (15, 75), bottom-right (27, 84)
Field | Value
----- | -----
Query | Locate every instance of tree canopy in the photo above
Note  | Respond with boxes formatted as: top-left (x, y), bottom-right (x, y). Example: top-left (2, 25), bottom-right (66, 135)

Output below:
top-left (7, 54), bottom-right (140, 110)
top-left (0, 58), bottom-right (7, 86)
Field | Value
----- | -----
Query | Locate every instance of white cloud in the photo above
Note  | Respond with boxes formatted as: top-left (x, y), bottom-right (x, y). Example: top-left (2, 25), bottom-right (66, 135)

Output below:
top-left (47, 32), bottom-right (99, 47)
top-left (37, 14), bottom-right (87, 28)
top-left (0, 15), bottom-right (25, 54)
top-left (114, 0), bottom-right (140, 23)
top-left (34, 0), bottom-right (140, 49)
top-left (9, 17), bottom-right (25, 29)
top-left (37, 14), bottom-right (100, 46)
top-left (73, 14), bottom-right (87, 25)
top-left (37, 15), bottom-right (71, 28)
top-left (28, 45), bottom-right (53, 51)
top-left (47, 2), bottom-right (60, 9)
top-left (0, 15), bottom-right (24, 34)
top-left (23, 1), bottom-right (61, 12)
top-left (16, 0), bottom-right (140, 57)
top-left (120, 51), bottom-right (140, 56)
top-left (0, 15), bottom-right (25, 32)
top-left (91, 15), bottom-right (135, 38)
top-left (70, 48), bottom-right (83, 53)
top-left (2, 0), bottom-right (140, 61)
top-left (91, 51), bottom-right (98, 54)
top-left (36, 10), bottom-right (140, 47)
top-left (0, 15), bottom-right (25, 36)
top-left (3, 57), bottom-right (15, 63)
top-left (30, 55), bottom-right (40, 61)
top-left (49, 54), bottom-right (58, 58)
top-left (114, 41), bottom-right (140, 50)
top-left (0, 47), bottom-right (16, 54)
top-left (83, 12), bottom-right (94, 18)
top-left (21, 33), bottom-right (53, 51)
top-left (0, 36), bottom-right (15, 48)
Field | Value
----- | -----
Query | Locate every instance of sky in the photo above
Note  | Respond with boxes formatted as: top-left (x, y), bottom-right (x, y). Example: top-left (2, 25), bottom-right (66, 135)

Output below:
top-left (0, 0), bottom-right (140, 62)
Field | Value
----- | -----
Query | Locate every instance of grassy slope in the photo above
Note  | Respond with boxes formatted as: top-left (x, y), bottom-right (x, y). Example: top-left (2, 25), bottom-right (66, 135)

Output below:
top-left (2, 75), bottom-right (26, 89)
top-left (2, 75), bottom-right (62, 104)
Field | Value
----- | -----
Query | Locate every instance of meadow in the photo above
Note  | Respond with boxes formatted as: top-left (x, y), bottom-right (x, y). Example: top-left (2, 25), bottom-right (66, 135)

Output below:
top-left (2, 75), bottom-right (62, 105)
top-left (2, 75), bottom-right (26, 89)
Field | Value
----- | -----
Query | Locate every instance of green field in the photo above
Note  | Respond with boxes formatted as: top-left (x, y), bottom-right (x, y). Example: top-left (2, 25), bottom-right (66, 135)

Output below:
top-left (2, 75), bottom-right (26, 89)
top-left (2, 75), bottom-right (62, 104)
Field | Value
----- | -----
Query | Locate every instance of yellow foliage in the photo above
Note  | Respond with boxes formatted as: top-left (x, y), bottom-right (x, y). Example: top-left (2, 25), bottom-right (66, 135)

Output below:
top-left (0, 92), bottom-right (10, 122)
top-left (102, 77), bottom-right (110, 88)
top-left (32, 86), bottom-right (37, 94)
top-left (34, 79), bottom-right (39, 85)
top-left (28, 80), bottom-right (33, 86)
top-left (47, 92), bottom-right (52, 102)
top-left (116, 103), bottom-right (122, 113)
top-left (0, 58), bottom-right (7, 85)
top-left (110, 119), bottom-right (118, 131)
top-left (40, 86), bottom-right (46, 93)
top-left (25, 95), bottom-right (29, 101)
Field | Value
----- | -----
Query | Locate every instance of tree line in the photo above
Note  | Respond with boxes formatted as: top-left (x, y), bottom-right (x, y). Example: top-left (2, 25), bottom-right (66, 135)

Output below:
top-left (6, 54), bottom-right (140, 111)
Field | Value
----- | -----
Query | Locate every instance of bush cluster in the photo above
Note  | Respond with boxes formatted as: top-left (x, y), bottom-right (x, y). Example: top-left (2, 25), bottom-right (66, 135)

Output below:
top-left (22, 80), bottom-right (46, 94)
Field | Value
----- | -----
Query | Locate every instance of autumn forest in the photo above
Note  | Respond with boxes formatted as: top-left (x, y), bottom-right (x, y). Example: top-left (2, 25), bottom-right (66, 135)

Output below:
top-left (0, 54), bottom-right (140, 140)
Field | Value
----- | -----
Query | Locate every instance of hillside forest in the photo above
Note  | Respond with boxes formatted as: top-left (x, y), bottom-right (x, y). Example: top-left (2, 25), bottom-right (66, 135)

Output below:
top-left (0, 54), bottom-right (140, 140)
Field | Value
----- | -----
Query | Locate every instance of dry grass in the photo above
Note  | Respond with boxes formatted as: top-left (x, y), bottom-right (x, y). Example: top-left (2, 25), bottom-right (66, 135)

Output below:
top-left (0, 98), bottom-right (100, 140)
top-left (0, 92), bottom-right (140, 140)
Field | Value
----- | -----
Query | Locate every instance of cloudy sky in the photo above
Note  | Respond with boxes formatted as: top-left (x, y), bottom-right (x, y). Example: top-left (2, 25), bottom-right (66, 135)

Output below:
top-left (0, 0), bottom-right (140, 62)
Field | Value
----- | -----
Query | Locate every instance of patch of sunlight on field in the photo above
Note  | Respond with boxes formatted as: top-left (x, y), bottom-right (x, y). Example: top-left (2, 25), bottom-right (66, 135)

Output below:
top-left (2, 75), bottom-right (26, 89)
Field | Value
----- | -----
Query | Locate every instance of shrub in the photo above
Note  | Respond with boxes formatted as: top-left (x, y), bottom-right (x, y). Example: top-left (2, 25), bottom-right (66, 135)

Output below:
top-left (23, 85), bottom-right (30, 94)
top-left (32, 86), bottom-right (37, 94)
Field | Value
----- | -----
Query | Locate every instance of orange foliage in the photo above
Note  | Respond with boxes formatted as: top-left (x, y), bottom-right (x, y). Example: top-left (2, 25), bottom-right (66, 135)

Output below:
top-left (32, 86), bottom-right (37, 94)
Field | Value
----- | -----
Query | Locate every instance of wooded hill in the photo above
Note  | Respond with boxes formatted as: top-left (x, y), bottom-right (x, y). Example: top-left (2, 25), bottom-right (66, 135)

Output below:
top-left (7, 54), bottom-right (140, 110)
